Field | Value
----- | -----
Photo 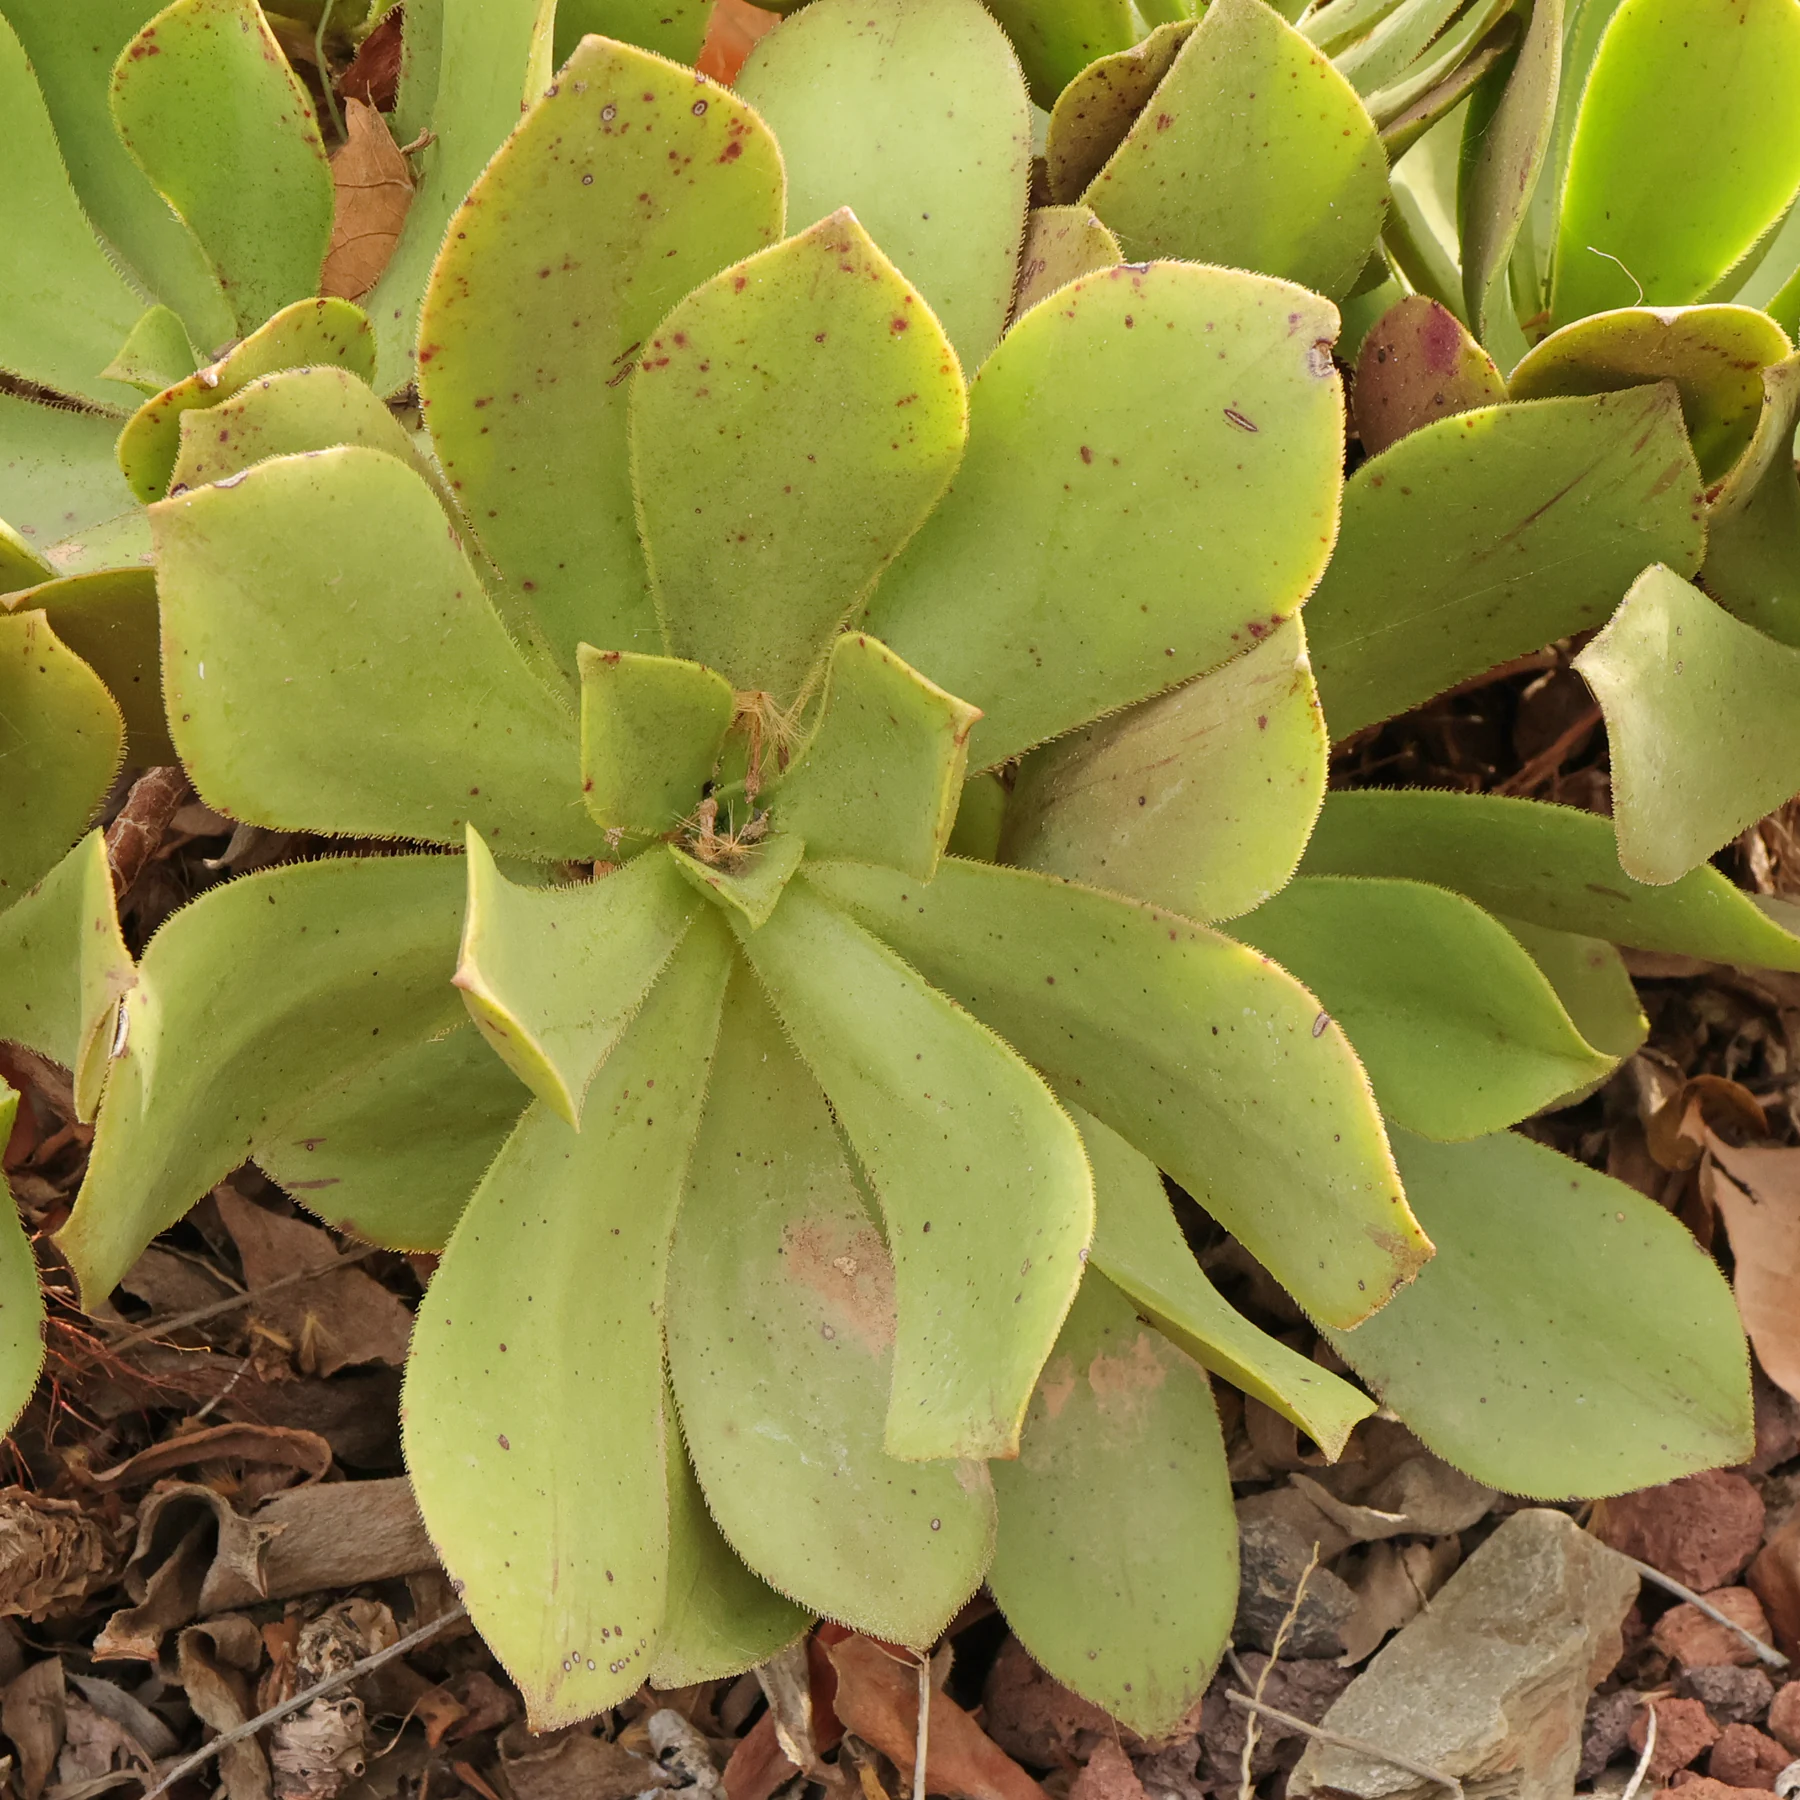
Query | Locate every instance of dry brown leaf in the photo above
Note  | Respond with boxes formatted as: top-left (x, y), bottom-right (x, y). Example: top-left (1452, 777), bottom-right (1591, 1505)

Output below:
top-left (320, 98), bottom-right (412, 302)
top-left (338, 8), bottom-right (402, 110)
top-left (1335, 1537), bottom-right (1460, 1664)
top-left (89, 1419), bottom-right (334, 1491)
top-left (1646, 1077), bottom-right (1768, 1172)
top-left (696, 0), bottom-right (781, 85)
top-left (826, 1636), bottom-right (1047, 1800)
top-left (54, 1692), bottom-right (153, 1787)
top-left (214, 1187), bottom-right (412, 1376)
top-left (0, 1491), bottom-right (126, 1622)
top-left (4, 1659), bottom-right (67, 1800)
top-left (178, 1617), bottom-right (271, 1800)
top-left (1705, 1138), bottom-right (1800, 1404)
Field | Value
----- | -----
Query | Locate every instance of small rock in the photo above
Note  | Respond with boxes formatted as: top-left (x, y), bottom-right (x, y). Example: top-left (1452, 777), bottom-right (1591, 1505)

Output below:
top-left (1199, 1656), bottom-right (1352, 1784)
top-left (1070, 1740), bottom-right (1147, 1800)
top-left (1664, 1778), bottom-right (1781, 1800)
top-left (1580, 1690), bottom-right (1640, 1781)
top-left (1655, 1590), bottom-right (1776, 1669)
top-left (1235, 1512), bottom-right (1358, 1658)
top-left (981, 1637), bottom-right (1118, 1768)
top-left (1129, 1739), bottom-right (1207, 1800)
top-left (1768, 1682), bottom-right (1800, 1754)
top-left (1595, 1471), bottom-right (1766, 1591)
top-left (1629, 1696), bottom-right (1720, 1780)
top-left (1287, 1509), bottom-right (1639, 1800)
top-left (1681, 1667), bottom-right (1776, 1725)
top-left (1711, 1725), bottom-right (1793, 1790)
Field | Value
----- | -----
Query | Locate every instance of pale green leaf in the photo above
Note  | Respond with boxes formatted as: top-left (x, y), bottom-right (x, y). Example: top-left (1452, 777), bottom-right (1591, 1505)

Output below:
top-left (102, 304), bottom-right (201, 395)
top-left (42, 508), bottom-right (151, 580)
top-left (1229, 875), bottom-right (1615, 1139)
top-left (0, 394), bottom-right (138, 553)
top-left (1333, 0), bottom-right (1466, 96)
top-left (455, 828), bottom-right (701, 1125)
top-left (867, 263), bottom-right (1345, 769)
top-left (633, 211), bottom-right (968, 705)
top-left (0, 525), bottom-right (55, 596)
top-left (1307, 387), bottom-right (1705, 738)
top-left (1574, 564), bottom-right (1800, 884)
top-left (1083, 0), bottom-right (1389, 301)
top-left (1510, 305), bottom-right (1793, 484)
top-left (946, 772), bottom-right (1008, 862)
top-left (151, 447), bottom-right (606, 859)
top-left (1367, 0), bottom-right (1515, 151)
top-left (1012, 206), bottom-right (1122, 320)
top-left (1042, 21), bottom-right (1196, 203)
top-left (577, 648), bottom-right (734, 839)
top-left (255, 1022), bottom-right (528, 1252)
top-left (57, 855), bottom-right (471, 1304)
top-left (672, 831), bottom-right (806, 932)
top-left (368, 0), bottom-right (552, 394)
top-left (732, 875), bottom-right (1093, 1462)
top-left (0, 0), bottom-right (233, 348)
top-left (1550, 0), bottom-right (1800, 325)
top-left (405, 918), bottom-right (734, 1730)
top-left (118, 297), bottom-right (376, 504)
top-left (1072, 1099), bottom-right (1376, 1457)
top-left (0, 13), bottom-right (146, 409)
top-left (1351, 295), bottom-right (1506, 458)
top-left (652, 1413), bottom-right (813, 1689)
top-left (1326, 1128), bottom-right (1752, 1495)
top-left (1699, 353), bottom-right (1800, 646)
top-left (554, 0), bottom-right (711, 64)
top-left (0, 834), bottom-right (134, 1121)
top-left (417, 37), bottom-right (784, 675)
top-left (1001, 617), bottom-right (1326, 924)
top-left (806, 856), bottom-right (1429, 1330)
top-left (1301, 789), bottom-right (1800, 969)
top-left (737, 0), bottom-right (1030, 374)
top-left (110, 0), bottom-right (334, 332)
top-left (0, 1082), bottom-right (45, 1436)
top-left (989, 1270), bottom-right (1235, 1739)
top-left (0, 609), bottom-right (123, 901)
top-left (776, 633), bottom-right (979, 881)
top-left (666, 970), bottom-right (998, 1645)
top-left (1494, 915), bottom-right (1648, 1064)
top-left (982, 0), bottom-right (1139, 109)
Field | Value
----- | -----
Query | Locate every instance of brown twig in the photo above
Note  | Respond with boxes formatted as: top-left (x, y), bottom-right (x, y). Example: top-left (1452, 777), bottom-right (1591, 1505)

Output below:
top-left (1621, 1554), bottom-right (1789, 1669)
top-left (1223, 1692), bottom-right (1466, 1799)
top-left (139, 1605), bottom-right (466, 1800)
top-left (1493, 703), bottom-right (1604, 797)
top-left (106, 766), bottom-right (192, 897)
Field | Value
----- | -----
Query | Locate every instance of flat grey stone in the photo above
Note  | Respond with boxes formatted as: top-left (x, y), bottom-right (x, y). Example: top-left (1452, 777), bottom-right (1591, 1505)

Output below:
top-left (1288, 1509), bottom-right (1638, 1800)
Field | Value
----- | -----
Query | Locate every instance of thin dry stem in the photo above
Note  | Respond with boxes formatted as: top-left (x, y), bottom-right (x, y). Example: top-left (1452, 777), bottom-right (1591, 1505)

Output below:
top-left (1239, 1543), bottom-right (1319, 1800)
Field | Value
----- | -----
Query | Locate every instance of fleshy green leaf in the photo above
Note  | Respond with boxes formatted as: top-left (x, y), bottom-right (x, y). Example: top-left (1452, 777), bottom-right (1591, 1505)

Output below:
top-left (455, 829), bottom-right (701, 1124)
top-left (1306, 387), bottom-right (1705, 738)
top-left (1332, 0), bottom-right (1467, 96)
top-left (404, 917), bottom-right (734, 1731)
top-left (867, 263), bottom-right (1345, 769)
top-left (1042, 21), bottom-right (1196, 202)
top-left (0, 394), bottom-right (138, 554)
top-left (0, 1081), bottom-right (45, 1436)
top-left (1510, 306), bottom-right (1793, 484)
top-left (1073, 1099), bottom-right (1376, 1457)
top-left (1012, 206), bottom-right (1123, 320)
top-left (1352, 295), bottom-right (1506, 458)
top-left (1300, 789), bottom-right (1800, 969)
top-left (1495, 915), bottom-right (1648, 1064)
top-left (0, 526), bottom-right (55, 596)
top-left (989, 1269), bottom-right (1234, 1739)
top-left (666, 969), bottom-right (998, 1645)
top-left (1326, 1128), bottom-right (1752, 1495)
top-left (117, 297), bottom-right (376, 504)
top-left (5, 569), bottom-right (170, 765)
top-left (737, 0), bottom-right (1030, 374)
top-left (732, 875), bottom-right (1093, 1461)
top-left (0, 609), bottom-right (123, 901)
top-left (1574, 564), bottom-right (1800, 884)
top-left (634, 212), bottom-right (968, 704)
top-left (1082, 0), bottom-right (1389, 301)
top-left (167, 364), bottom-right (433, 495)
top-left (0, 13), bottom-right (146, 409)
top-left (0, 0), bottom-right (234, 349)
top-left (1699, 352), bottom-right (1800, 646)
top-left (1229, 875), bottom-right (1615, 1139)
top-left (102, 304), bottom-right (201, 395)
top-left (806, 856), bottom-right (1429, 1330)
top-left (151, 446), bottom-right (606, 858)
top-left (672, 831), bottom-right (807, 932)
top-left (982, 0), bottom-right (1139, 109)
top-left (0, 833), bottom-right (134, 1121)
top-left (367, 0), bottom-right (553, 394)
top-left (110, 0), bottom-right (333, 332)
top-left (417, 37), bottom-right (784, 675)
top-left (947, 771), bottom-right (1008, 862)
top-left (651, 1413), bottom-right (813, 1689)
top-left (255, 1022), bottom-right (528, 1252)
top-left (776, 633), bottom-right (978, 881)
top-left (578, 648), bottom-right (734, 839)
top-left (57, 855), bottom-right (471, 1303)
top-left (554, 0), bottom-right (711, 64)
top-left (1000, 617), bottom-right (1326, 924)
top-left (41, 509), bottom-right (151, 581)
top-left (1550, 0), bottom-right (1800, 325)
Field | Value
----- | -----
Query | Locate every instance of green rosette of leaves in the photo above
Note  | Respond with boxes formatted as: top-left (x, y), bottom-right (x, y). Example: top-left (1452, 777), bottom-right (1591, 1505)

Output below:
top-left (45, 16), bottom-right (1428, 1735)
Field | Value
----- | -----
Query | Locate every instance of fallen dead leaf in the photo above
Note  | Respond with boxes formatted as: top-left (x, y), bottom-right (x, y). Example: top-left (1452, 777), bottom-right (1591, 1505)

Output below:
top-left (0, 1491), bottom-right (126, 1622)
top-left (1648, 1078), bottom-right (1768, 1173)
top-left (1705, 1138), bottom-right (1800, 1405)
top-left (320, 98), bottom-right (412, 303)
top-left (4, 1658), bottom-right (67, 1800)
top-left (826, 1635), bottom-right (1046, 1800)
top-left (88, 1419), bottom-right (334, 1492)
top-left (1335, 1536), bottom-right (1460, 1664)
top-left (177, 1616), bottom-right (271, 1800)
top-left (339, 7), bottom-right (402, 109)
top-left (696, 0), bottom-right (781, 85)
